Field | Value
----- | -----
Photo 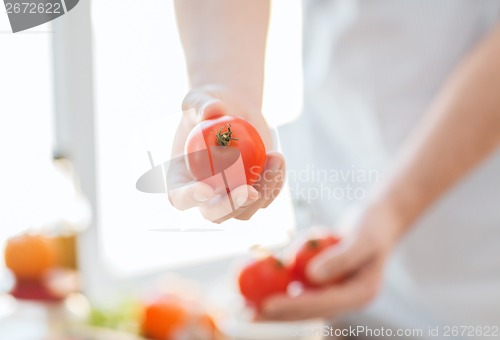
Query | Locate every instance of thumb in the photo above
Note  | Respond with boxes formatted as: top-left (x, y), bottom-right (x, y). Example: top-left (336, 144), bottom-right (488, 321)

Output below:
top-left (182, 91), bottom-right (227, 121)
top-left (306, 232), bottom-right (373, 284)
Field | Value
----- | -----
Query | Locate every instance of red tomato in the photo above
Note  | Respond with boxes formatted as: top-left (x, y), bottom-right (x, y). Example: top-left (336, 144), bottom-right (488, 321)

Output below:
top-left (291, 235), bottom-right (341, 288)
top-left (185, 116), bottom-right (266, 193)
top-left (238, 256), bottom-right (292, 308)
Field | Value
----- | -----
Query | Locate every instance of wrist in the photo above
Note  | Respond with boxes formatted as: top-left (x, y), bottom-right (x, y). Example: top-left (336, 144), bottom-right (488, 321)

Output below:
top-left (187, 84), bottom-right (263, 119)
top-left (184, 85), bottom-right (273, 148)
top-left (350, 192), bottom-right (409, 251)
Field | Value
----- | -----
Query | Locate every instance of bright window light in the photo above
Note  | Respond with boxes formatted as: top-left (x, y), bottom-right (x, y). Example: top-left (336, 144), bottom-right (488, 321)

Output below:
top-left (0, 17), bottom-right (54, 232)
top-left (0, 15), bottom-right (54, 270)
top-left (92, 0), bottom-right (302, 276)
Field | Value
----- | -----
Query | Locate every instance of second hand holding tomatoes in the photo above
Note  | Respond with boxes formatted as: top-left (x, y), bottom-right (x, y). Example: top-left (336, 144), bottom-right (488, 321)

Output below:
top-left (185, 116), bottom-right (266, 194)
top-left (238, 234), bottom-right (344, 311)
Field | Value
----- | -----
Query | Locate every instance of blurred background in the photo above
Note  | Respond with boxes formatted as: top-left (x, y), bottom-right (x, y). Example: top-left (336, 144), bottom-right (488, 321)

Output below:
top-left (0, 0), bottom-right (319, 339)
top-left (3, 1), bottom-right (499, 339)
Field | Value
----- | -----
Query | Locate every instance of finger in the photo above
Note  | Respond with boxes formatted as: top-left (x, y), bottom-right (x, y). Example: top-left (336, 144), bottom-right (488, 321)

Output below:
top-left (234, 152), bottom-right (285, 220)
top-left (166, 154), bottom-right (215, 210)
top-left (166, 154), bottom-right (194, 188)
top-left (307, 231), bottom-right (373, 284)
top-left (171, 109), bottom-right (198, 156)
top-left (198, 185), bottom-right (260, 223)
top-left (168, 181), bottom-right (215, 211)
top-left (259, 152), bottom-right (286, 208)
top-left (260, 261), bottom-right (382, 321)
top-left (182, 91), bottom-right (227, 121)
top-left (259, 292), bottom-right (330, 321)
top-left (211, 152), bottom-right (284, 222)
top-left (213, 190), bottom-right (261, 224)
top-left (231, 185), bottom-right (261, 209)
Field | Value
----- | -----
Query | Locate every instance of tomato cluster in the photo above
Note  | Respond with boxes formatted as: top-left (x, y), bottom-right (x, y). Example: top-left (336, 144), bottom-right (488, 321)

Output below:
top-left (238, 234), bottom-right (342, 308)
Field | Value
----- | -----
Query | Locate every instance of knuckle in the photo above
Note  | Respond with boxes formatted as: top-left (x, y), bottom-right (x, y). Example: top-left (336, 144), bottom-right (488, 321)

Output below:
top-left (181, 92), bottom-right (198, 110)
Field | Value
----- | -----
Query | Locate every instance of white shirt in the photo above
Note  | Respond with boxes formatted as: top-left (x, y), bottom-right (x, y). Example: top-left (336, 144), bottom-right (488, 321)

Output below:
top-left (280, 0), bottom-right (500, 335)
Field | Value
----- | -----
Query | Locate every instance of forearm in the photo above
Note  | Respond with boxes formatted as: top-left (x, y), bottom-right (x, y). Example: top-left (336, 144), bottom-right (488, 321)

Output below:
top-left (174, 0), bottom-right (270, 115)
top-left (373, 24), bottom-right (500, 235)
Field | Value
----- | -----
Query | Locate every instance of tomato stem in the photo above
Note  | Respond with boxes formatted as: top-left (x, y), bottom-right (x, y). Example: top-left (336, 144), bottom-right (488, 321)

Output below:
top-left (274, 258), bottom-right (285, 268)
top-left (216, 124), bottom-right (239, 147)
top-left (308, 239), bottom-right (319, 249)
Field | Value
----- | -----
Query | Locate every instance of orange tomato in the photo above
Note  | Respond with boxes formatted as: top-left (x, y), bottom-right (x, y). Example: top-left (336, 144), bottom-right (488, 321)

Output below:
top-left (140, 298), bottom-right (188, 340)
top-left (4, 234), bottom-right (56, 280)
top-left (141, 297), bottom-right (223, 340)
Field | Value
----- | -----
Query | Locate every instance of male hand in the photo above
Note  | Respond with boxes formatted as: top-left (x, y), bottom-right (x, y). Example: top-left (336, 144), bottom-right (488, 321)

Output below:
top-left (257, 205), bottom-right (402, 321)
top-left (167, 88), bottom-right (286, 223)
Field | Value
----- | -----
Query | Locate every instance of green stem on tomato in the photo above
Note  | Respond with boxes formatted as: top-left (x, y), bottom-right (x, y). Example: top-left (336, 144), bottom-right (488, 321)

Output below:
top-left (216, 124), bottom-right (239, 147)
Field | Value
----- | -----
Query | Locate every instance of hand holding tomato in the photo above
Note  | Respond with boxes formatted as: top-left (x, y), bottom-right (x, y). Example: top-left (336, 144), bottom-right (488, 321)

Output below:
top-left (256, 206), bottom-right (402, 321)
top-left (185, 115), bottom-right (267, 194)
top-left (168, 89), bottom-right (286, 223)
top-left (237, 234), bottom-right (342, 313)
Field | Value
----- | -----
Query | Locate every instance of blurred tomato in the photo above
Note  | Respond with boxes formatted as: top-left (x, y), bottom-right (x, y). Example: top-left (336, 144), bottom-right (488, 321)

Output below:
top-left (4, 234), bottom-right (56, 280)
top-left (238, 256), bottom-right (292, 308)
top-left (141, 297), bottom-right (221, 340)
top-left (291, 234), bottom-right (341, 288)
top-left (141, 297), bottom-right (188, 340)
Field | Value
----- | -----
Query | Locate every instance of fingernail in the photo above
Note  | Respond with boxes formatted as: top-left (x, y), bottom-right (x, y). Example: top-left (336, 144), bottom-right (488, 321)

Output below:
top-left (193, 191), bottom-right (209, 203)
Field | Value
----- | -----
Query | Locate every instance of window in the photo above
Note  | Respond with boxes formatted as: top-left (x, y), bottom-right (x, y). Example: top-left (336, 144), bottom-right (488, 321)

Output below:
top-left (90, 0), bottom-right (303, 276)
top-left (0, 17), bottom-right (54, 273)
